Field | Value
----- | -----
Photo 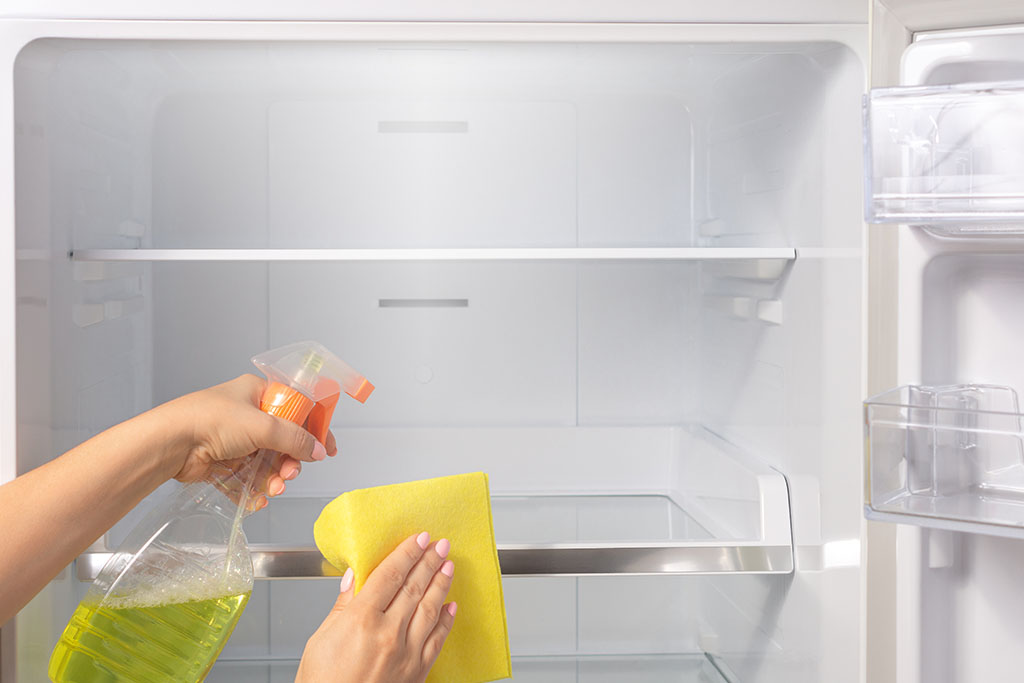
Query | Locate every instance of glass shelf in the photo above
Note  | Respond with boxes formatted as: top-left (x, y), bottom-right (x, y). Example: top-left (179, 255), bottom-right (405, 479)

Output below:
top-left (77, 493), bottom-right (792, 579)
top-left (68, 247), bottom-right (797, 262)
top-left (864, 80), bottom-right (1024, 230)
top-left (865, 384), bottom-right (1024, 538)
top-left (77, 427), bottom-right (794, 578)
top-left (207, 652), bottom-right (737, 683)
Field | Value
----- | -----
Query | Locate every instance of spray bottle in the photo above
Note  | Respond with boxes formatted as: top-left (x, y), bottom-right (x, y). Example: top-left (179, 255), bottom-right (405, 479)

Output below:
top-left (49, 341), bottom-right (373, 683)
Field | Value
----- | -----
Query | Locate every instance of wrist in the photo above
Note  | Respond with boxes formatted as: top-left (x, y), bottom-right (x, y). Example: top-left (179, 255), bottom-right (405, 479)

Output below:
top-left (135, 398), bottom-right (200, 481)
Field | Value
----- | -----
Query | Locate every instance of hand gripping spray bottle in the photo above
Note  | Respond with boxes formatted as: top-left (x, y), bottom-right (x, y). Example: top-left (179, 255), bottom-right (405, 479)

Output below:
top-left (49, 342), bottom-right (373, 683)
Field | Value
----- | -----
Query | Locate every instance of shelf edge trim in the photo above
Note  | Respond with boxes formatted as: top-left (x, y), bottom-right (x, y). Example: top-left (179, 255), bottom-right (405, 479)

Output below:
top-left (76, 544), bottom-right (794, 580)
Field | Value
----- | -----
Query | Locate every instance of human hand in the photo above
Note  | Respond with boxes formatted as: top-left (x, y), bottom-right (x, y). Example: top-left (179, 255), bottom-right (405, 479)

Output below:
top-left (296, 532), bottom-right (457, 683)
top-left (152, 374), bottom-right (338, 505)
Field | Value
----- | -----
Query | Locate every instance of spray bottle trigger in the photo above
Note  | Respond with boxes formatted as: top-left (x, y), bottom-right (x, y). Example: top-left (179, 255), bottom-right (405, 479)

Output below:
top-left (305, 378), bottom-right (341, 445)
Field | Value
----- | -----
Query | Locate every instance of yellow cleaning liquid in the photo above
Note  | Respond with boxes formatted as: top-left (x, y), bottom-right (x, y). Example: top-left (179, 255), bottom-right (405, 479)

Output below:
top-left (48, 592), bottom-right (250, 683)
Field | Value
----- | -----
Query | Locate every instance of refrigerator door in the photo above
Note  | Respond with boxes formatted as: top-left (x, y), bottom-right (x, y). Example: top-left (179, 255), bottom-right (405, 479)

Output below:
top-left (866, 3), bottom-right (1024, 682)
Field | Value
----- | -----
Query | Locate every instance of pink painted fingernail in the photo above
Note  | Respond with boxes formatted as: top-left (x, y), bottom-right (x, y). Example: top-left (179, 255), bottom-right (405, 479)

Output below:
top-left (416, 531), bottom-right (430, 550)
top-left (269, 479), bottom-right (285, 496)
top-left (312, 441), bottom-right (327, 461)
top-left (447, 602), bottom-right (458, 617)
top-left (340, 567), bottom-right (354, 593)
top-left (284, 463), bottom-right (301, 480)
top-left (441, 560), bottom-right (454, 578)
top-left (435, 538), bottom-right (450, 559)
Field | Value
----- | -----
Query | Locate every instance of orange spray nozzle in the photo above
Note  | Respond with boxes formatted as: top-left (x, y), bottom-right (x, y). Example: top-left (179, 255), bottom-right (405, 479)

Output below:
top-left (253, 341), bottom-right (374, 444)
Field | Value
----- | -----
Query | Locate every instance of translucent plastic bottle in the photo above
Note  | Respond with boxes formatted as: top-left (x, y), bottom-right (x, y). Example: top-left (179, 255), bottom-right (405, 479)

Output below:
top-left (49, 341), bottom-right (373, 683)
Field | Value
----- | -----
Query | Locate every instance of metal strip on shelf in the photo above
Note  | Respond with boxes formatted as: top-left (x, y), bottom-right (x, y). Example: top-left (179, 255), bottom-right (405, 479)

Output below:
top-left (496, 544), bottom-right (793, 575)
top-left (75, 544), bottom-right (793, 581)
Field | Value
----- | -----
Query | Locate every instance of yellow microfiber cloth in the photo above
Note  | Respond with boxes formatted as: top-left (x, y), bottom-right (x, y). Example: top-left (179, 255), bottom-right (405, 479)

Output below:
top-left (313, 472), bottom-right (512, 683)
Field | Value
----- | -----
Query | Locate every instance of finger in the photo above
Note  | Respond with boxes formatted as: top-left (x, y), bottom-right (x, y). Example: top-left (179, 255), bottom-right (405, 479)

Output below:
top-left (252, 413), bottom-right (323, 463)
top-left (253, 450), bottom-right (285, 492)
top-left (421, 602), bottom-right (457, 669)
top-left (407, 557), bottom-right (454, 648)
top-left (358, 532), bottom-right (430, 612)
top-left (330, 567), bottom-right (356, 614)
top-left (279, 455), bottom-right (302, 481)
top-left (385, 538), bottom-right (449, 627)
top-left (259, 452), bottom-right (289, 497)
top-left (266, 473), bottom-right (286, 497)
top-left (324, 430), bottom-right (338, 457)
top-left (260, 456), bottom-right (302, 500)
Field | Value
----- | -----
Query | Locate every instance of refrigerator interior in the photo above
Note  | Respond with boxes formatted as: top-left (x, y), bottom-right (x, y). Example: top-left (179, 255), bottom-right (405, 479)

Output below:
top-left (863, 24), bottom-right (1024, 683)
top-left (13, 36), bottom-right (863, 682)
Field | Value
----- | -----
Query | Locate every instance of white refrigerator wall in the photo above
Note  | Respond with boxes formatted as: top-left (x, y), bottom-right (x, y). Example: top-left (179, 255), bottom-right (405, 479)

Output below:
top-left (9, 26), bottom-right (865, 683)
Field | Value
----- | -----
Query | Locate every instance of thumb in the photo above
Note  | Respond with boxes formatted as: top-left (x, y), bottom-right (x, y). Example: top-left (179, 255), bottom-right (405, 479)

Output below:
top-left (253, 412), bottom-right (328, 463)
top-left (332, 568), bottom-right (356, 613)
